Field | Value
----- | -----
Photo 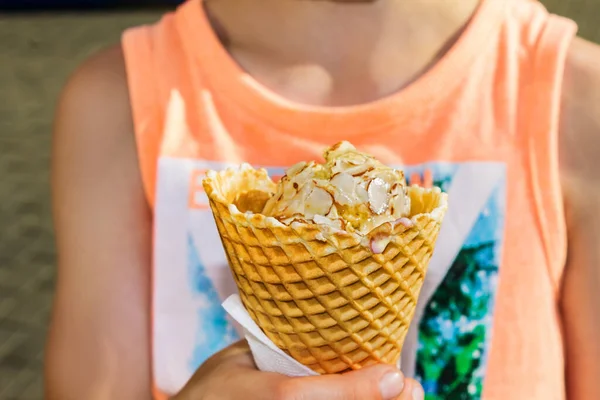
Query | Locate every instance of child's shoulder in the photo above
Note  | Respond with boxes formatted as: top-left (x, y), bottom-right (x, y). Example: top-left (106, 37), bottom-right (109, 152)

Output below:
top-left (561, 37), bottom-right (600, 171)
top-left (565, 37), bottom-right (600, 99)
top-left (58, 43), bottom-right (130, 127)
top-left (55, 42), bottom-right (133, 159)
top-left (54, 41), bottom-right (141, 202)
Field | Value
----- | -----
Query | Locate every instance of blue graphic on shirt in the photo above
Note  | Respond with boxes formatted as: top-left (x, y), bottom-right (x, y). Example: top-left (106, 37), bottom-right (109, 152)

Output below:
top-left (187, 234), bottom-right (239, 372)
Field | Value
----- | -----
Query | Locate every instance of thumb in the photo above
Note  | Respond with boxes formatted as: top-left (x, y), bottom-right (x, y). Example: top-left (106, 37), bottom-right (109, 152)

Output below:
top-left (283, 365), bottom-right (406, 400)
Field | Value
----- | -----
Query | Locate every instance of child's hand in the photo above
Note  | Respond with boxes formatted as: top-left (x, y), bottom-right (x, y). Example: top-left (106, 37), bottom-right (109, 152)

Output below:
top-left (173, 340), bottom-right (424, 400)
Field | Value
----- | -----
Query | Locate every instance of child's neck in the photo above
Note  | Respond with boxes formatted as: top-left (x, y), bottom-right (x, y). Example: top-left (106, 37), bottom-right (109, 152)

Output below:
top-left (205, 0), bottom-right (482, 106)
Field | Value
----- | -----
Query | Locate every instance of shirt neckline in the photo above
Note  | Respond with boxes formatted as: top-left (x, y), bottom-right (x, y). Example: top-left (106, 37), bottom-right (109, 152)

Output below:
top-left (178, 0), bottom-right (506, 140)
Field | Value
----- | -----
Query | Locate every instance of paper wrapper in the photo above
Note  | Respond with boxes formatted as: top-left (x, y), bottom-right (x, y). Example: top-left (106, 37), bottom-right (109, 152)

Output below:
top-left (204, 164), bottom-right (448, 375)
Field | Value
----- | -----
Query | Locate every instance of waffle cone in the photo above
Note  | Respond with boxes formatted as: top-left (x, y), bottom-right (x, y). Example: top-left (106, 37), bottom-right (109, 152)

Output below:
top-left (203, 164), bottom-right (448, 374)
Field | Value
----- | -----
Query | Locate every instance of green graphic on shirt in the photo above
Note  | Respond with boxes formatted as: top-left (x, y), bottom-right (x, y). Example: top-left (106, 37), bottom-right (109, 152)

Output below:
top-left (404, 166), bottom-right (505, 400)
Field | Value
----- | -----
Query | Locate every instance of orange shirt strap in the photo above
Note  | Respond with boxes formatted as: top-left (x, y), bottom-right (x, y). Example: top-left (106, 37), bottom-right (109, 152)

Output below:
top-left (123, 25), bottom-right (163, 209)
top-left (523, 13), bottom-right (577, 292)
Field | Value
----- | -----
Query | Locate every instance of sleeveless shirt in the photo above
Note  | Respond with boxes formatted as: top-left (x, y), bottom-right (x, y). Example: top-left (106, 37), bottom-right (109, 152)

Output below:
top-left (121, 0), bottom-right (577, 398)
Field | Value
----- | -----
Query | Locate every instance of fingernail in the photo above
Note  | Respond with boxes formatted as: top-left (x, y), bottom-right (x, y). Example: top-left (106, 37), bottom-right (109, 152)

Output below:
top-left (379, 371), bottom-right (404, 400)
top-left (412, 384), bottom-right (424, 400)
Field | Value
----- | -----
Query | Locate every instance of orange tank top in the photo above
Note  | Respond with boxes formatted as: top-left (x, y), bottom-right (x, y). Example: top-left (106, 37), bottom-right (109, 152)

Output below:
top-left (122, 1), bottom-right (577, 399)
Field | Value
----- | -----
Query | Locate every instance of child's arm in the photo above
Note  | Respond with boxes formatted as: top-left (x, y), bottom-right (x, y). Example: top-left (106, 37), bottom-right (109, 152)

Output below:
top-left (45, 45), bottom-right (153, 399)
top-left (559, 37), bottom-right (600, 400)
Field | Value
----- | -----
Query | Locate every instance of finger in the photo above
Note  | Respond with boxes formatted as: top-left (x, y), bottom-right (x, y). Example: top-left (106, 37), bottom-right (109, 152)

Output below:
top-left (197, 340), bottom-right (255, 372)
top-left (219, 340), bottom-right (258, 367)
top-left (396, 378), bottom-right (424, 400)
top-left (280, 364), bottom-right (407, 400)
top-left (206, 342), bottom-right (414, 400)
top-left (203, 343), bottom-right (290, 398)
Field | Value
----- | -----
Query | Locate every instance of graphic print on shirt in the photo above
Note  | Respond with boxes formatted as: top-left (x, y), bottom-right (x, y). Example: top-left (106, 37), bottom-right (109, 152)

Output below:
top-left (402, 163), bottom-right (506, 399)
top-left (151, 158), bottom-right (506, 399)
top-left (186, 234), bottom-right (239, 372)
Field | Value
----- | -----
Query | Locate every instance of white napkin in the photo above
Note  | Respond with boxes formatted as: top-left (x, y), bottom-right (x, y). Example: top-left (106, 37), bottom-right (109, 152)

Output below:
top-left (222, 294), bottom-right (318, 377)
top-left (222, 294), bottom-right (402, 377)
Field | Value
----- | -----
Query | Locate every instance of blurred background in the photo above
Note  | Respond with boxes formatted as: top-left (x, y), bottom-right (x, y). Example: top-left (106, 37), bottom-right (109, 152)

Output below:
top-left (0, 0), bottom-right (598, 398)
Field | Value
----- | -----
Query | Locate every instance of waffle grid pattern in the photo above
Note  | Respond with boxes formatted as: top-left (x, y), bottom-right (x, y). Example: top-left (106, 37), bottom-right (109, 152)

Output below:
top-left (206, 168), bottom-right (445, 374)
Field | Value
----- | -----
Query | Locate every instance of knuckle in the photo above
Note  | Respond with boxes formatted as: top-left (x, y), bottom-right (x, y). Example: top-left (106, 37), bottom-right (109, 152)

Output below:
top-left (407, 377), bottom-right (424, 390)
top-left (341, 377), bottom-right (380, 400)
top-left (344, 384), bottom-right (372, 400)
top-left (271, 379), bottom-right (303, 400)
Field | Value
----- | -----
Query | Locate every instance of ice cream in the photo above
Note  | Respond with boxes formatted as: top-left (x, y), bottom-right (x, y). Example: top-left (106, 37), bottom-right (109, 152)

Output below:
top-left (262, 141), bottom-right (411, 234)
top-left (202, 141), bottom-right (448, 374)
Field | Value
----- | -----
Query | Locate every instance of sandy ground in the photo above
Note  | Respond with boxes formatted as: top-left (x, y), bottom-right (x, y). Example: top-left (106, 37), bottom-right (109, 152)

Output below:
top-left (0, 2), bottom-right (598, 398)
